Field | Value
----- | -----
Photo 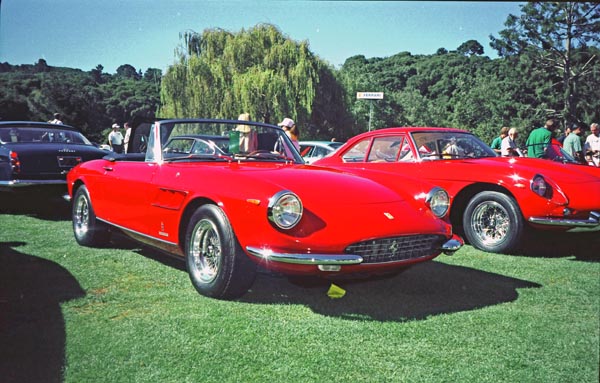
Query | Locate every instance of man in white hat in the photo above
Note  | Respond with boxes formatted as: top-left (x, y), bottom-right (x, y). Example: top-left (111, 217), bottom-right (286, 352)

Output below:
top-left (108, 123), bottom-right (124, 153)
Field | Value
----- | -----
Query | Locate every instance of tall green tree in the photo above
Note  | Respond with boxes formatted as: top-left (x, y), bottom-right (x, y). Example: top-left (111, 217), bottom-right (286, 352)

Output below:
top-left (457, 40), bottom-right (484, 56)
top-left (490, 2), bottom-right (600, 127)
top-left (159, 24), bottom-right (337, 130)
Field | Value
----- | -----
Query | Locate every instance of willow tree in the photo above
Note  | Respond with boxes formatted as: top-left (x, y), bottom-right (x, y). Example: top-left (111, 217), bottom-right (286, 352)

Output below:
top-left (159, 24), bottom-right (321, 126)
top-left (490, 2), bottom-right (600, 127)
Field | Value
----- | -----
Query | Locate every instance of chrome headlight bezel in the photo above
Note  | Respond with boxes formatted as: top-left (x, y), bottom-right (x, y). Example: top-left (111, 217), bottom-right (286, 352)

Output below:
top-left (267, 190), bottom-right (303, 230)
top-left (426, 187), bottom-right (450, 218)
top-left (531, 174), bottom-right (552, 198)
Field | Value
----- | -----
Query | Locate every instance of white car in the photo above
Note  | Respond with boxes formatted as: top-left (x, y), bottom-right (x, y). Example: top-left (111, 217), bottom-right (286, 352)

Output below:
top-left (299, 140), bottom-right (344, 163)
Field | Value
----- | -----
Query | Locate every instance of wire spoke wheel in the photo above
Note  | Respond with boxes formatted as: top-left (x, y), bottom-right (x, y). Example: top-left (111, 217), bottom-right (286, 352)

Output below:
top-left (189, 219), bottom-right (222, 284)
top-left (470, 201), bottom-right (510, 246)
top-left (463, 191), bottom-right (524, 254)
top-left (71, 185), bottom-right (109, 246)
top-left (185, 205), bottom-right (257, 299)
top-left (73, 194), bottom-right (90, 238)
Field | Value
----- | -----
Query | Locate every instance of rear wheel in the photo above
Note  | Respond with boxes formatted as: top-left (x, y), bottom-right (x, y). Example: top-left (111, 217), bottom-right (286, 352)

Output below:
top-left (463, 191), bottom-right (524, 254)
top-left (72, 185), bottom-right (110, 246)
top-left (185, 205), bottom-right (256, 299)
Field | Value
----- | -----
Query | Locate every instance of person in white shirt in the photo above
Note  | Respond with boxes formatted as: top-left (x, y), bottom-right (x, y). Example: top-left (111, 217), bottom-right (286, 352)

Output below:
top-left (108, 123), bottom-right (124, 153)
top-left (501, 128), bottom-right (523, 156)
top-left (49, 113), bottom-right (63, 124)
top-left (584, 123), bottom-right (600, 166)
top-left (123, 122), bottom-right (132, 153)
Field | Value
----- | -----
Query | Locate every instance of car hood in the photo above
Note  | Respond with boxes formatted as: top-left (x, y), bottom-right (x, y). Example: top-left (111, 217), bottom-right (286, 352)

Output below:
top-left (201, 162), bottom-right (451, 244)
top-left (225, 162), bottom-right (411, 204)
top-left (166, 161), bottom-right (441, 217)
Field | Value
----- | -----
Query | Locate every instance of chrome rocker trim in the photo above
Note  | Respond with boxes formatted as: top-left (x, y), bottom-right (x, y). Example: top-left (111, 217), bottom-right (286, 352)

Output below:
top-left (246, 246), bottom-right (364, 265)
top-left (529, 211), bottom-right (600, 232)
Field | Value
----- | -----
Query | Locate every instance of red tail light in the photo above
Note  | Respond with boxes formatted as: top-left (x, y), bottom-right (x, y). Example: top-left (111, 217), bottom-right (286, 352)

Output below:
top-left (9, 151), bottom-right (21, 174)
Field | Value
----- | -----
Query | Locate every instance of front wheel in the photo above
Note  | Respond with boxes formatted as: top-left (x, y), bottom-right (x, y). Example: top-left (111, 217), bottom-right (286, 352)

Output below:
top-left (463, 191), bottom-right (524, 254)
top-left (72, 185), bottom-right (110, 246)
top-left (185, 205), bottom-right (257, 299)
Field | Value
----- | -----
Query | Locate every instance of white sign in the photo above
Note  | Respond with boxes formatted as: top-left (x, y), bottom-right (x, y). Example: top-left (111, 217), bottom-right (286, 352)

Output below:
top-left (357, 92), bottom-right (384, 100)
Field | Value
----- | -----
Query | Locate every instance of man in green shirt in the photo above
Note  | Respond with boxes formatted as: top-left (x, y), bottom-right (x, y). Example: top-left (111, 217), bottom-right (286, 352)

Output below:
top-left (490, 127), bottom-right (509, 154)
top-left (563, 124), bottom-right (584, 162)
top-left (526, 119), bottom-right (557, 158)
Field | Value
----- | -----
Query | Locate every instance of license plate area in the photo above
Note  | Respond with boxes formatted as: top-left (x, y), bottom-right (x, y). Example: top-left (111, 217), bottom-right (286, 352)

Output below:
top-left (57, 156), bottom-right (82, 168)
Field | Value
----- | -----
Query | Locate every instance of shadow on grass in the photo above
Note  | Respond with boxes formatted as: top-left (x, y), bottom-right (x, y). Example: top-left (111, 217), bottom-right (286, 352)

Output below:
top-left (0, 242), bottom-right (85, 383)
top-left (516, 230), bottom-right (600, 262)
top-left (123, 236), bottom-right (542, 322)
top-left (0, 192), bottom-right (71, 221)
top-left (240, 261), bottom-right (542, 322)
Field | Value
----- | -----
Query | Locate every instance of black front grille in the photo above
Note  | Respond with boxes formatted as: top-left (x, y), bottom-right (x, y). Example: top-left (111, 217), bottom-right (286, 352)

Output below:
top-left (345, 235), bottom-right (446, 264)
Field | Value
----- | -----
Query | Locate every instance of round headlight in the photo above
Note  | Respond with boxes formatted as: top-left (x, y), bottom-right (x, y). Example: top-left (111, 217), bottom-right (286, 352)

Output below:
top-left (531, 174), bottom-right (549, 197)
top-left (268, 191), bottom-right (303, 229)
top-left (426, 187), bottom-right (450, 218)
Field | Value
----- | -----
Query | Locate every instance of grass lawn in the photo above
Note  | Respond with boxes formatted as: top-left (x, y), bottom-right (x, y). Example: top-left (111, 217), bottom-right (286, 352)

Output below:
top-left (1, 196), bottom-right (598, 382)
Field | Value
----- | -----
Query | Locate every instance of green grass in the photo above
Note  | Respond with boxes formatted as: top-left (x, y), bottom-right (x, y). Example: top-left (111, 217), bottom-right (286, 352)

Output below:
top-left (1, 199), bottom-right (598, 383)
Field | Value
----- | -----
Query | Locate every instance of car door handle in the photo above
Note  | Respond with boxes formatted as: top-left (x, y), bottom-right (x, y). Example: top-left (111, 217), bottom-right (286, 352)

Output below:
top-left (103, 166), bottom-right (114, 171)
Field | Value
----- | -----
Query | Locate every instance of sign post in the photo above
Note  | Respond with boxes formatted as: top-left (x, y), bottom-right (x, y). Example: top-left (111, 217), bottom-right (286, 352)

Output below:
top-left (356, 92), bottom-right (384, 131)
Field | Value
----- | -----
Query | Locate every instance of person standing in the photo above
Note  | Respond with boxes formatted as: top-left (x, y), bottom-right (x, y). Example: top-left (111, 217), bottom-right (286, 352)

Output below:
top-left (108, 123), bottom-right (124, 153)
top-left (235, 113), bottom-right (257, 152)
top-left (557, 125), bottom-right (571, 145)
top-left (490, 127), bottom-right (509, 154)
top-left (278, 117), bottom-right (300, 150)
top-left (584, 123), bottom-right (600, 166)
top-left (526, 119), bottom-right (557, 158)
top-left (123, 122), bottom-right (132, 153)
top-left (49, 113), bottom-right (63, 124)
top-left (563, 124), bottom-right (585, 161)
top-left (501, 128), bottom-right (523, 156)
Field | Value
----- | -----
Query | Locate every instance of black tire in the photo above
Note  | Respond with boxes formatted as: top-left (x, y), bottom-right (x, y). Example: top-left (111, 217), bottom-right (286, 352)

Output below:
top-left (185, 205), bottom-right (257, 299)
top-left (72, 185), bottom-right (110, 246)
top-left (463, 191), bottom-right (524, 254)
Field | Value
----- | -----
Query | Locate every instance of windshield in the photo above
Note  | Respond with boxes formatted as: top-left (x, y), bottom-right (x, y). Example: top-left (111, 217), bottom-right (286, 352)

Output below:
top-left (0, 127), bottom-right (92, 145)
top-left (546, 140), bottom-right (582, 165)
top-left (410, 131), bottom-right (497, 160)
top-left (145, 119), bottom-right (304, 163)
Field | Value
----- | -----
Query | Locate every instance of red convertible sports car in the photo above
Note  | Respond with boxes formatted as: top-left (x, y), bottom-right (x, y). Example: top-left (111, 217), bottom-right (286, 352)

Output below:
top-left (67, 119), bottom-right (462, 299)
top-left (315, 127), bottom-right (600, 254)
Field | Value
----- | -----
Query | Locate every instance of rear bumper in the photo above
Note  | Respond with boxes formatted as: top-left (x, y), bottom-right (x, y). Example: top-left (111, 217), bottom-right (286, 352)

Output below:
top-left (0, 179), bottom-right (66, 188)
top-left (0, 180), bottom-right (68, 198)
top-left (528, 211), bottom-right (600, 232)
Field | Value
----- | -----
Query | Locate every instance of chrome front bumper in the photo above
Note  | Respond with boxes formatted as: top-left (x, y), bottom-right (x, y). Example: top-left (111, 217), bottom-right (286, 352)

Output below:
top-left (528, 211), bottom-right (600, 232)
top-left (245, 236), bottom-right (463, 266)
top-left (246, 246), bottom-right (363, 265)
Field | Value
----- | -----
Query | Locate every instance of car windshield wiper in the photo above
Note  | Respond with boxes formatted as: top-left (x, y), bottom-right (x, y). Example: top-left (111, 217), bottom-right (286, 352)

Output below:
top-left (164, 153), bottom-right (232, 162)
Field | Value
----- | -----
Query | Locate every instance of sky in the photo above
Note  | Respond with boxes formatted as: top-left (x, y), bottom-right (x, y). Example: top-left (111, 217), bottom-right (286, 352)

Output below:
top-left (0, 1), bottom-right (524, 74)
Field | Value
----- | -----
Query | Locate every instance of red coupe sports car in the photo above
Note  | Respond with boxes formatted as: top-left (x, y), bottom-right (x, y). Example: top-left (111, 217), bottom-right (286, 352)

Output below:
top-left (67, 119), bottom-right (462, 299)
top-left (315, 127), bottom-right (600, 254)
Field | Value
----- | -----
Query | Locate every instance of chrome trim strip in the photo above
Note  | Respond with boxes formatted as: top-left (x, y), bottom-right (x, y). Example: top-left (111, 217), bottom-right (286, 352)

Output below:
top-left (0, 179), bottom-right (66, 187)
top-left (440, 238), bottom-right (463, 254)
top-left (528, 211), bottom-right (600, 229)
top-left (246, 246), bottom-right (363, 265)
top-left (96, 217), bottom-right (179, 246)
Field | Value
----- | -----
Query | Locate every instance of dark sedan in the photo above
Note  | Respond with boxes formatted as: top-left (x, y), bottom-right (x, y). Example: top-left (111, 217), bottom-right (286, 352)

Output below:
top-left (0, 121), bottom-right (107, 195)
